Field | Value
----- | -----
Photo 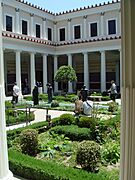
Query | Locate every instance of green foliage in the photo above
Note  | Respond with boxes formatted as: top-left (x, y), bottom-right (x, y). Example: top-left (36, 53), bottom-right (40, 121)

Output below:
top-left (101, 96), bottom-right (111, 101)
top-left (97, 114), bottom-right (120, 142)
top-left (51, 100), bottom-right (59, 107)
top-left (6, 109), bottom-right (34, 126)
top-left (50, 125), bottom-right (91, 141)
top-left (8, 149), bottom-right (119, 180)
top-left (54, 65), bottom-right (77, 82)
top-left (59, 113), bottom-right (75, 125)
top-left (101, 140), bottom-right (120, 165)
top-left (23, 96), bottom-right (32, 101)
top-left (78, 116), bottom-right (98, 140)
top-left (7, 121), bottom-right (48, 147)
top-left (108, 102), bottom-right (118, 113)
top-left (78, 116), bottom-right (97, 129)
top-left (76, 140), bottom-right (101, 172)
top-left (39, 94), bottom-right (48, 101)
top-left (19, 129), bottom-right (38, 156)
top-left (38, 131), bottom-right (73, 160)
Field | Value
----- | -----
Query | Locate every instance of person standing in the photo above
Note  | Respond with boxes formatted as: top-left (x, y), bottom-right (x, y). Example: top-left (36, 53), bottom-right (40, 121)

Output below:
top-left (47, 83), bottom-right (53, 103)
top-left (32, 85), bottom-right (39, 105)
top-left (12, 82), bottom-right (20, 104)
top-left (80, 85), bottom-right (88, 101)
top-left (108, 80), bottom-right (117, 101)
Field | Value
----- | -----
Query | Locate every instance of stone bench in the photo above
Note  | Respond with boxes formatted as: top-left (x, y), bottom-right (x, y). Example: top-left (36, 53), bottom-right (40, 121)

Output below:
top-left (88, 96), bottom-right (102, 101)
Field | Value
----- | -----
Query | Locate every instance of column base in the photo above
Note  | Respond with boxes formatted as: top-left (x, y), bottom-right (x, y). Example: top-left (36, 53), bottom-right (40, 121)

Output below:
top-left (0, 170), bottom-right (13, 180)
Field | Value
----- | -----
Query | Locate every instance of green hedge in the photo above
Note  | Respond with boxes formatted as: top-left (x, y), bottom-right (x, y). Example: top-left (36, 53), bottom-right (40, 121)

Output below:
top-left (9, 149), bottom-right (119, 180)
top-left (50, 125), bottom-right (92, 141)
top-left (7, 121), bottom-right (48, 147)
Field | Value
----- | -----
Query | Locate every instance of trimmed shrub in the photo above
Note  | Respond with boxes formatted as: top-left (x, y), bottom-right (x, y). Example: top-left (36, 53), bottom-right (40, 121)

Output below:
top-left (78, 116), bottom-right (97, 129)
top-left (9, 149), bottom-right (119, 180)
top-left (108, 102), bottom-right (118, 112)
top-left (50, 125), bottom-right (91, 141)
top-left (59, 113), bottom-right (75, 125)
top-left (20, 129), bottom-right (38, 156)
top-left (101, 140), bottom-right (120, 165)
top-left (76, 140), bottom-right (101, 172)
top-left (51, 100), bottom-right (59, 107)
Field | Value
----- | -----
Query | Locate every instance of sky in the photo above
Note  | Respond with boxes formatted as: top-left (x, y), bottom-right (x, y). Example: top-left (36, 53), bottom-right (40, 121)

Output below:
top-left (27, 0), bottom-right (112, 13)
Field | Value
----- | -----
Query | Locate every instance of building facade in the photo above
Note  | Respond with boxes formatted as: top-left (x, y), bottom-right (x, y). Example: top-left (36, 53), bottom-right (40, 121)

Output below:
top-left (2, 0), bottom-right (121, 96)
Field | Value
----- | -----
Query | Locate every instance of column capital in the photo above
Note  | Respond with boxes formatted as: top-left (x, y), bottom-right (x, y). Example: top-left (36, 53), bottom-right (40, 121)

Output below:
top-left (83, 52), bottom-right (88, 55)
top-left (100, 12), bottom-right (105, 16)
top-left (30, 52), bottom-right (36, 55)
top-left (15, 8), bottom-right (20, 12)
top-left (42, 53), bottom-right (48, 56)
top-left (67, 53), bottom-right (72, 56)
top-left (42, 18), bottom-right (46, 21)
top-left (100, 50), bottom-right (105, 54)
top-left (15, 50), bottom-right (22, 53)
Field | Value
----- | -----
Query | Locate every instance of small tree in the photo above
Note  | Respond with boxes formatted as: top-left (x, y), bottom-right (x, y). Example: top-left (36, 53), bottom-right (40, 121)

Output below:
top-left (54, 65), bottom-right (77, 94)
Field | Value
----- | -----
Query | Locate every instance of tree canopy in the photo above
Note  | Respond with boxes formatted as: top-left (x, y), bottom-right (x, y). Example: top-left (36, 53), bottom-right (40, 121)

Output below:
top-left (54, 65), bottom-right (77, 82)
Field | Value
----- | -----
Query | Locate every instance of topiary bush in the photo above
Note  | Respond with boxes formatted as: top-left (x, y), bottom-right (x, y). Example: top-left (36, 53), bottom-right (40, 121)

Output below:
top-left (51, 100), bottom-right (59, 107)
top-left (19, 129), bottom-right (38, 156)
top-left (59, 113), bottom-right (75, 125)
top-left (76, 140), bottom-right (101, 172)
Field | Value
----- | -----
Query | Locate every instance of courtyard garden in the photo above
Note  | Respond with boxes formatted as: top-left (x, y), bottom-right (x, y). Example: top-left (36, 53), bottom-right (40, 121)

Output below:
top-left (7, 94), bottom-right (120, 180)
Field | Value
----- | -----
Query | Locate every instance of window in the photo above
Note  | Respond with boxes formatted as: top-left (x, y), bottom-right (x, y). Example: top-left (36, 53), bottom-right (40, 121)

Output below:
top-left (59, 28), bottom-right (65, 41)
top-left (90, 23), bottom-right (97, 37)
top-left (6, 15), bottom-right (12, 32)
top-left (22, 20), bottom-right (27, 35)
top-left (108, 20), bottom-right (116, 35)
top-left (48, 28), bottom-right (52, 41)
top-left (36, 24), bottom-right (40, 38)
top-left (74, 25), bottom-right (81, 39)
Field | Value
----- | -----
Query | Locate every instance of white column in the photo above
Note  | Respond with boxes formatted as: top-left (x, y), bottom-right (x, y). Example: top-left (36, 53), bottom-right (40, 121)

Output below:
top-left (30, 13), bottom-right (34, 37)
top-left (30, 52), bottom-right (36, 93)
top-left (54, 22), bottom-right (57, 42)
top-left (100, 51), bottom-right (106, 92)
top-left (119, 9), bottom-right (121, 35)
top-left (43, 54), bottom-right (48, 93)
top-left (54, 55), bottom-right (58, 92)
top-left (121, 1), bottom-right (135, 180)
top-left (0, 1), bottom-right (13, 179)
top-left (15, 50), bottom-right (22, 94)
top-left (83, 16), bottom-right (87, 39)
top-left (67, 19), bottom-right (71, 41)
top-left (119, 49), bottom-right (122, 92)
top-left (42, 18), bottom-right (47, 40)
top-left (83, 52), bottom-right (89, 90)
top-left (68, 54), bottom-right (73, 93)
top-left (15, 8), bottom-right (20, 34)
top-left (100, 12), bottom-right (105, 36)
top-left (115, 61), bottom-right (120, 88)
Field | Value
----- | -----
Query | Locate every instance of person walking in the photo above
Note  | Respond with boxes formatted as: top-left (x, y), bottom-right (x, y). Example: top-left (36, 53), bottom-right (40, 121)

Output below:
top-left (12, 82), bottom-right (20, 104)
top-left (108, 80), bottom-right (117, 101)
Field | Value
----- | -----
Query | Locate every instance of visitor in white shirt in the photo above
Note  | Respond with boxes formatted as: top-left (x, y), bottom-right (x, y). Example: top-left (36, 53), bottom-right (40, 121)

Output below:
top-left (12, 82), bottom-right (20, 104)
top-left (82, 100), bottom-right (93, 115)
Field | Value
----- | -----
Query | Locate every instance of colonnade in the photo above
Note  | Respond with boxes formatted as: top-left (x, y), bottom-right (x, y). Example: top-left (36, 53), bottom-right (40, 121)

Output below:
top-left (4, 49), bottom-right (121, 95)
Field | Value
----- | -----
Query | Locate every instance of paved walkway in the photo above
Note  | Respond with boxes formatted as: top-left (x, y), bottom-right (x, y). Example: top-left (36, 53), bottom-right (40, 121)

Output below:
top-left (6, 99), bottom-right (121, 131)
top-left (6, 109), bottom-right (74, 131)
